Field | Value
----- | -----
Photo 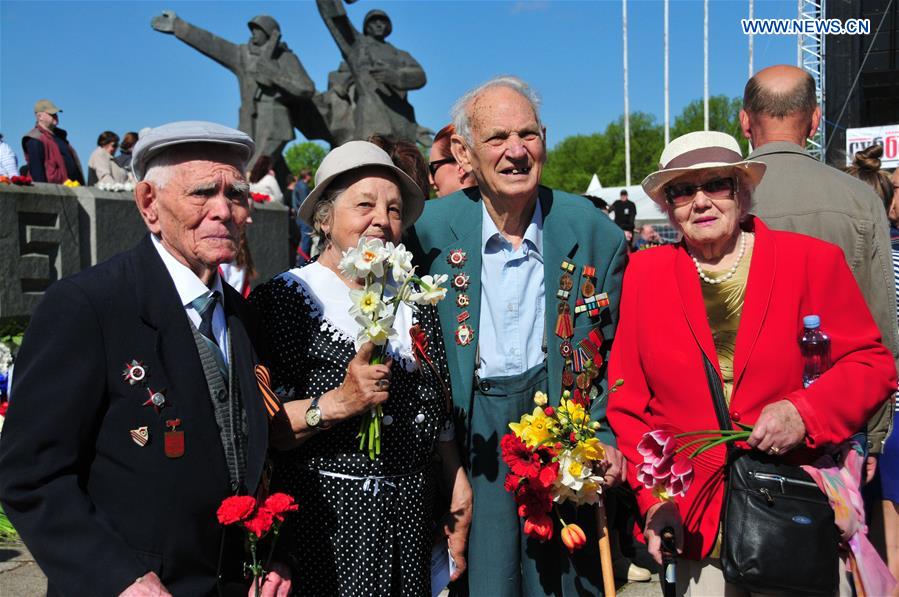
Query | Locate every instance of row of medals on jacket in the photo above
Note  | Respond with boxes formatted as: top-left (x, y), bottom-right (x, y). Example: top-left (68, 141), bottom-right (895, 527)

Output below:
top-left (446, 249), bottom-right (608, 402)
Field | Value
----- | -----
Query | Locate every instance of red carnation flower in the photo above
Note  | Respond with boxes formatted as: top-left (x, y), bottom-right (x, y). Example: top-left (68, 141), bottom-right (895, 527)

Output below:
top-left (515, 482), bottom-right (552, 518)
top-left (216, 495), bottom-right (257, 525)
top-left (501, 433), bottom-right (543, 479)
top-left (523, 512), bottom-right (554, 541)
top-left (504, 473), bottom-right (522, 494)
top-left (534, 462), bottom-right (559, 490)
top-left (243, 506), bottom-right (275, 539)
top-left (264, 493), bottom-right (298, 523)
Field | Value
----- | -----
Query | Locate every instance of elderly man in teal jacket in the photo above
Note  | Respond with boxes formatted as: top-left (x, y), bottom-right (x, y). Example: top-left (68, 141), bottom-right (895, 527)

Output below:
top-left (406, 76), bottom-right (628, 596)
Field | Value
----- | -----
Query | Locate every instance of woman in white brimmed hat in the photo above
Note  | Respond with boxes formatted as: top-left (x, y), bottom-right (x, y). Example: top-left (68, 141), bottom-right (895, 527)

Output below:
top-left (606, 131), bottom-right (895, 595)
top-left (250, 141), bottom-right (471, 596)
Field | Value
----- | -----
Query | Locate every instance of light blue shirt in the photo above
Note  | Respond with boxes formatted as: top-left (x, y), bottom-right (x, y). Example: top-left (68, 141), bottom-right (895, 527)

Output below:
top-left (478, 200), bottom-right (545, 378)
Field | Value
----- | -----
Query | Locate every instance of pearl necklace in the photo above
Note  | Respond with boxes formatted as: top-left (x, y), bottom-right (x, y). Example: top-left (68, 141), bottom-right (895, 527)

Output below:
top-left (690, 232), bottom-right (750, 285)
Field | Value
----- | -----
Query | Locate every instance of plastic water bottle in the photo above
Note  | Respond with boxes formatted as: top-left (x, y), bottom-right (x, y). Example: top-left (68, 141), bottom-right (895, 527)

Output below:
top-left (800, 315), bottom-right (831, 388)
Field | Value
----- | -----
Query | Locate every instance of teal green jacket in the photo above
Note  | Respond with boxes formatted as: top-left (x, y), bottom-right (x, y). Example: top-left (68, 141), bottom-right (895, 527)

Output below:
top-left (406, 186), bottom-right (627, 446)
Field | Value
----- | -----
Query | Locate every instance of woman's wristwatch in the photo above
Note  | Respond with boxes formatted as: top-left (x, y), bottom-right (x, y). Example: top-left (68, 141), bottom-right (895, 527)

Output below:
top-left (305, 395), bottom-right (330, 430)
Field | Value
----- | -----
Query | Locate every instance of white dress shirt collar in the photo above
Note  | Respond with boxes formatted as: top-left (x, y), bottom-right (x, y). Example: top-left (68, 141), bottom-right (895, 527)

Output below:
top-left (151, 234), bottom-right (224, 307)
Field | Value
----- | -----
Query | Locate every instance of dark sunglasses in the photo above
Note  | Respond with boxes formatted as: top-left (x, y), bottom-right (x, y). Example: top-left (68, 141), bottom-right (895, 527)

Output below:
top-left (664, 176), bottom-right (737, 207)
top-left (428, 158), bottom-right (456, 177)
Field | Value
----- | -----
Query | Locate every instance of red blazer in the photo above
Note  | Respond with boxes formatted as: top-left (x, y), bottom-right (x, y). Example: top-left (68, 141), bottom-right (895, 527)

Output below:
top-left (607, 217), bottom-right (895, 561)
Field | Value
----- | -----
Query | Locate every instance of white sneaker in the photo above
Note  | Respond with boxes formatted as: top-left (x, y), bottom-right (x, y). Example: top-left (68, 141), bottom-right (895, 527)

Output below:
top-left (627, 563), bottom-right (652, 582)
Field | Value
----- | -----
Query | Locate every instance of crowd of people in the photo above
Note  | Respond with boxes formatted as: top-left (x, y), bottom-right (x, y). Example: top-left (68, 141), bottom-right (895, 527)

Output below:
top-left (0, 63), bottom-right (897, 597)
top-left (0, 98), bottom-right (147, 188)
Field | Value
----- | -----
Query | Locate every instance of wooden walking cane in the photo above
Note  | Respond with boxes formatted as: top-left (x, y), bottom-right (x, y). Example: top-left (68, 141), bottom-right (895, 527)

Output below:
top-left (596, 493), bottom-right (616, 597)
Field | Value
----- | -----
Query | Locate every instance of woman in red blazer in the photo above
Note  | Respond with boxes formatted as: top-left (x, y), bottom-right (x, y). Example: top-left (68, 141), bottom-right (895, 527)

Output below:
top-left (606, 131), bottom-right (895, 594)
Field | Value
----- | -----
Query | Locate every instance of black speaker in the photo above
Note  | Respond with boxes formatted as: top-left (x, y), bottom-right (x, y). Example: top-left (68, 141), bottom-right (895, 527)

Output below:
top-left (824, 0), bottom-right (899, 164)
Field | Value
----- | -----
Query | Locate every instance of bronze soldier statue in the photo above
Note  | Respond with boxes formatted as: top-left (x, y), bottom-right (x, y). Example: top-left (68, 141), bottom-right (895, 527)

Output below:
top-left (316, 0), bottom-right (429, 145)
top-left (152, 11), bottom-right (315, 185)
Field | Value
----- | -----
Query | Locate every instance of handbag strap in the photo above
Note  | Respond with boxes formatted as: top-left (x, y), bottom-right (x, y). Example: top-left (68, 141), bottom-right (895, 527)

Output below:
top-left (702, 352), bottom-right (734, 437)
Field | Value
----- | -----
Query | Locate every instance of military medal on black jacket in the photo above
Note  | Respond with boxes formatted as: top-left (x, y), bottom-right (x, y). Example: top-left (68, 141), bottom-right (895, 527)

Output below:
top-left (122, 358), bottom-right (183, 457)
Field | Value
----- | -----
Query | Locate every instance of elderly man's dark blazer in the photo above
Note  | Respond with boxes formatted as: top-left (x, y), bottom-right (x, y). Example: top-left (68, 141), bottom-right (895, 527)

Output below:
top-left (0, 235), bottom-right (269, 596)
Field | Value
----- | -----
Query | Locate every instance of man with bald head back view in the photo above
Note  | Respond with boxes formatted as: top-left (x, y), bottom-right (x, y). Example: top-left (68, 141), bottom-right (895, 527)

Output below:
top-left (742, 65), bottom-right (897, 470)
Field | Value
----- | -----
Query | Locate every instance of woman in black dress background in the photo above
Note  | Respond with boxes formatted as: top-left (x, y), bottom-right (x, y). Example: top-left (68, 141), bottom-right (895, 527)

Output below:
top-left (250, 141), bottom-right (472, 596)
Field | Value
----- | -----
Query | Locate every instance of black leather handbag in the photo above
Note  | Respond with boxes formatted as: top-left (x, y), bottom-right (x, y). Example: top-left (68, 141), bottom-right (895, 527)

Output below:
top-left (703, 355), bottom-right (840, 595)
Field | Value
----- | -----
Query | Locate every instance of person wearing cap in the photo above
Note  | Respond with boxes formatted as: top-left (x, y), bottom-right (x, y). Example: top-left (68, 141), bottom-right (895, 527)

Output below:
top-left (317, 0), bottom-right (427, 144)
top-left (406, 76), bottom-right (628, 596)
top-left (0, 121), bottom-right (283, 597)
top-left (606, 130), bottom-right (895, 595)
top-left (152, 10), bottom-right (314, 186)
top-left (22, 99), bottom-right (84, 184)
top-left (610, 189), bottom-right (637, 232)
top-left (429, 124), bottom-right (476, 198)
top-left (249, 140), bottom-right (472, 596)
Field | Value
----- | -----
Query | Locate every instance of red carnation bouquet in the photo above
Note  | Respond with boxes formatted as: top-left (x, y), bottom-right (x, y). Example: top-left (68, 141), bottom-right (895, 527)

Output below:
top-left (250, 192), bottom-right (272, 204)
top-left (217, 493), bottom-right (298, 596)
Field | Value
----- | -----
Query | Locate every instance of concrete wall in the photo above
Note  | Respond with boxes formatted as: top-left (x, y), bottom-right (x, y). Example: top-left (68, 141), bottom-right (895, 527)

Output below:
top-left (0, 183), bottom-right (290, 322)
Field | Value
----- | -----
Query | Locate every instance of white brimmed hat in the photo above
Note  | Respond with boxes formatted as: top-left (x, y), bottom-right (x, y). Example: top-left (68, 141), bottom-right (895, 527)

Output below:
top-left (641, 131), bottom-right (766, 205)
top-left (131, 121), bottom-right (255, 181)
top-left (298, 140), bottom-right (424, 227)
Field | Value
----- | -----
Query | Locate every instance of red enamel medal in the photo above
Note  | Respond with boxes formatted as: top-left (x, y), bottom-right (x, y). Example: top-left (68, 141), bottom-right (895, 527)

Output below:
top-left (122, 360), bottom-right (147, 385)
top-left (455, 323), bottom-right (474, 346)
top-left (447, 249), bottom-right (467, 268)
top-left (142, 388), bottom-right (168, 413)
top-left (164, 419), bottom-right (184, 458)
top-left (452, 273), bottom-right (470, 291)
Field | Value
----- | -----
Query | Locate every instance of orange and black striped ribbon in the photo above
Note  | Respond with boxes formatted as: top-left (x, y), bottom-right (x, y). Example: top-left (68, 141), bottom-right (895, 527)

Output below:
top-left (254, 364), bottom-right (282, 419)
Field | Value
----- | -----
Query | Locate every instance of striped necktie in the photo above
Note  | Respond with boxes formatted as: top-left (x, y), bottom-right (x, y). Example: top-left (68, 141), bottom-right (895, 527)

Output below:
top-left (191, 291), bottom-right (227, 380)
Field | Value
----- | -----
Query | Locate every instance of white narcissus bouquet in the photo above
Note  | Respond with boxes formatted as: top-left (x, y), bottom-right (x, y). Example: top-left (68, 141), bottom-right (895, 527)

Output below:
top-left (339, 237), bottom-right (448, 459)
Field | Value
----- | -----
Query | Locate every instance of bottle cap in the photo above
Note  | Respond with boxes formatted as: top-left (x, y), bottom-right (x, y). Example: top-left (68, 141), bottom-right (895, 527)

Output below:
top-left (803, 315), bottom-right (820, 329)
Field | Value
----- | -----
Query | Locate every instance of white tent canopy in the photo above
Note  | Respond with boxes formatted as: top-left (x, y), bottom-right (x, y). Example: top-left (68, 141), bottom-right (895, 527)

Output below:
top-left (582, 177), bottom-right (666, 223)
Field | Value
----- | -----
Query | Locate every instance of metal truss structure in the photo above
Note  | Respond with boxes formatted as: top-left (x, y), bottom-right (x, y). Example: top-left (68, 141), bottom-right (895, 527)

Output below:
top-left (798, 0), bottom-right (827, 161)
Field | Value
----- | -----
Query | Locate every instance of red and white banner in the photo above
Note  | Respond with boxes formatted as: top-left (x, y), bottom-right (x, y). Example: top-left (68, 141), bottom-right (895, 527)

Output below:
top-left (845, 125), bottom-right (899, 169)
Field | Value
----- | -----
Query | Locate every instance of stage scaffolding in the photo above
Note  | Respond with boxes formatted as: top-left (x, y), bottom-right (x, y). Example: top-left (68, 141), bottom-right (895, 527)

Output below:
top-left (798, 0), bottom-right (827, 161)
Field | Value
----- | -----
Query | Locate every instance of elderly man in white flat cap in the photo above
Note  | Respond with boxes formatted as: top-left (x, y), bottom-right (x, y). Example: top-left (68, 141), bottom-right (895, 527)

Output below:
top-left (0, 121), bottom-right (290, 597)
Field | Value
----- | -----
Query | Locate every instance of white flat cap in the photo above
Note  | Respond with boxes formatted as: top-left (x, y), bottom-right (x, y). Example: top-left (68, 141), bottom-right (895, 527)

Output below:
top-left (131, 120), bottom-right (255, 181)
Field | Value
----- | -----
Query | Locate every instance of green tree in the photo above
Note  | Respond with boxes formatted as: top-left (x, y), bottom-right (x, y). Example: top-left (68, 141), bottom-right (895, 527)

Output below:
top-left (283, 141), bottom-right (327, 177)
top-left (542, 112), bottom-right (663, 193)
top-left (671, 95), bottom-right (748, 155)
top-left (541, 97), bottom-right (746, 195)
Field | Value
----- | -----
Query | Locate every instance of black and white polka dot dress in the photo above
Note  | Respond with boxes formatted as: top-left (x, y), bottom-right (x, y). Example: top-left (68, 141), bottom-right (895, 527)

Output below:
top-left (250, 266), bottom-right (451, 597)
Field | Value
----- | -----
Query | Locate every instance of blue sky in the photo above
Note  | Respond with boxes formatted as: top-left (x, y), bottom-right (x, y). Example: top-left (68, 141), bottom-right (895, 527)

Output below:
top-left (0, 0), bottom-right (799, 171)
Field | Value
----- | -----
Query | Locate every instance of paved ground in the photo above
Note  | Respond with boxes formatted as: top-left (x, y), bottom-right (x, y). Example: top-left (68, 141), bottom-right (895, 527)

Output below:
top-left (0, 541), bottom-right (664, 597)
top-left (0, 542), bottom-right (46, 596)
